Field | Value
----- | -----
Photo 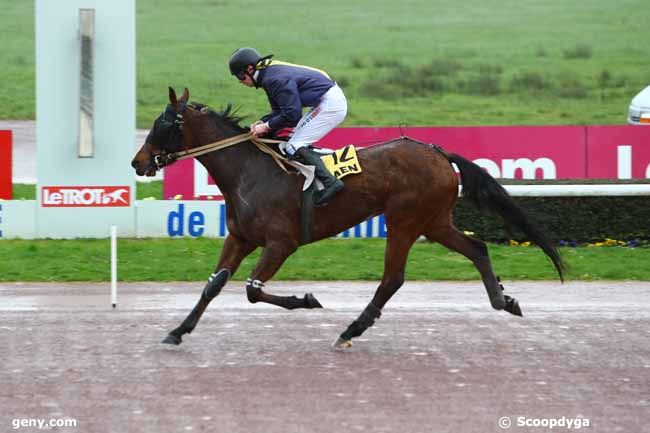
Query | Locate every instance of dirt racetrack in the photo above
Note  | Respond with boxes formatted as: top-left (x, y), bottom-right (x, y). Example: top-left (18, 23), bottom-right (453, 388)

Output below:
top-left (1, 280), bottom-right (648, 433)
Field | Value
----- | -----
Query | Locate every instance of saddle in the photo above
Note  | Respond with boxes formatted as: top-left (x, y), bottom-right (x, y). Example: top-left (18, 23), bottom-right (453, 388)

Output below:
top-left (263, 132), bottom-right (363, 245)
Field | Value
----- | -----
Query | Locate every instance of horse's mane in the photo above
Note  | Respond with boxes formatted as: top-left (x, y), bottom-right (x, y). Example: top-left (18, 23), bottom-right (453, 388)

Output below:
top-left (190, 102), bottom-right (247, 133)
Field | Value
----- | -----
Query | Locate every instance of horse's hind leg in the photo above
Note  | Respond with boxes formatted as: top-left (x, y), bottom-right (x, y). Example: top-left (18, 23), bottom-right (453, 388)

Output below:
top-left (426, 224), bottom-right (522, 316)
top-left (333, 230), bottom-right (417, 349)
top-left (245, 241), bottom-right (323, 310)
top-left (162, 234), bottom-right (256, 345)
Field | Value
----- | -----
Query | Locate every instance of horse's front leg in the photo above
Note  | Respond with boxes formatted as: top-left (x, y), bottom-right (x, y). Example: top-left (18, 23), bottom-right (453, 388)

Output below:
top-left (245, 241), bottom-right (323, 310)
top-left (162, 234), bottom-right (256, 345)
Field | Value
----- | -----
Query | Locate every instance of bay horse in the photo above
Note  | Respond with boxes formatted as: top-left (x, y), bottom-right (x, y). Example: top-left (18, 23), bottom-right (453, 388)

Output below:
top-left (131, 87), bottom-right (565, 349)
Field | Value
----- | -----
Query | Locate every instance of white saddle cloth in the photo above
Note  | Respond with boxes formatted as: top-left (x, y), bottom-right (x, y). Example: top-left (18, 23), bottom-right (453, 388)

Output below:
top-left (279, 146), bottom-right (333, 191)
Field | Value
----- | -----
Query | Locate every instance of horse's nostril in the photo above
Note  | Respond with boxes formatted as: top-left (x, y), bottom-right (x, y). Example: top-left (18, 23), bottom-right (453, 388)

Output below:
top-left (131, 160), bottom-right (138, 169)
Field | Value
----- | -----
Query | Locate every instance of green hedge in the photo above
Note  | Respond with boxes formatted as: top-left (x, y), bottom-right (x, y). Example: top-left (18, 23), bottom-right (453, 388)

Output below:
top-left (454, 196), bottom-right (650, 242)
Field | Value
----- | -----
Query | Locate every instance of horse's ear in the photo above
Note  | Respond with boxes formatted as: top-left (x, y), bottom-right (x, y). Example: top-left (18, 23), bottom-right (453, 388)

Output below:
top-left (180, 87), bottom-right (189, 103)
top-left (168, 87), bottom-right (177, 105)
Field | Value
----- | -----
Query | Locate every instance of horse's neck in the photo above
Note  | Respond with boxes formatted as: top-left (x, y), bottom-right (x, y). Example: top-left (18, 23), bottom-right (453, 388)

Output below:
top-left (189, 115), bottom-right (279, 197)
top-left (199, 138), bottom-right (275, 197)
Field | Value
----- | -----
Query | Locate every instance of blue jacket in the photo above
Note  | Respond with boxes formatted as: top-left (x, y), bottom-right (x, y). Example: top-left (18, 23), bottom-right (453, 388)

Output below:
top-left (256, 60), bottom-right (335, 130)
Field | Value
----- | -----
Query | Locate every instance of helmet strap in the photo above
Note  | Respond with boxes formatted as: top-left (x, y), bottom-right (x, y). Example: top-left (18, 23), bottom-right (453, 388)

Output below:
top-left (250, 55), bottom-right (272, 88)
top-left (247, 69), bottom-right (260, 88)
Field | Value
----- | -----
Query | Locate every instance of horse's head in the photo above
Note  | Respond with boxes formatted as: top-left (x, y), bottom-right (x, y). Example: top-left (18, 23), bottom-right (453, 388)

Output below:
top-left (132, 86), bottom-right (247, 176)
top-left (131, 87), bottom-right (197, 176)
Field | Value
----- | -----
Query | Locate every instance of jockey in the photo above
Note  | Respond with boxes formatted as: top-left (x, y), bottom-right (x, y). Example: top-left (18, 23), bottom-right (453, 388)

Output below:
top-left (228, 47), bottom-right (347, 206)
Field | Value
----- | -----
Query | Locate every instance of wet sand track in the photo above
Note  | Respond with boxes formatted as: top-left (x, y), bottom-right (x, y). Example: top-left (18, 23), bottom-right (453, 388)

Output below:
top-left (1, 281), bottom-right (648, 432)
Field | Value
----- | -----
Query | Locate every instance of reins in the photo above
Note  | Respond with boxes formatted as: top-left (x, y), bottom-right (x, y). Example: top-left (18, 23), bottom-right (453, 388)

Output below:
top-left (155, 133), bottom-right (290, 172)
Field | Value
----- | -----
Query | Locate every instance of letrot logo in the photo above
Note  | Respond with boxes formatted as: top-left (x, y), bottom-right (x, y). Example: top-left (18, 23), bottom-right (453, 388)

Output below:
top-left (42, 186), bottom-right (131, 207)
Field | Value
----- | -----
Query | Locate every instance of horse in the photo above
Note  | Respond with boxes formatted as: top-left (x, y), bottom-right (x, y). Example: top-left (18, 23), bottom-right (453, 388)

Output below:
top-left (131, 87), bottom-right (565, 349)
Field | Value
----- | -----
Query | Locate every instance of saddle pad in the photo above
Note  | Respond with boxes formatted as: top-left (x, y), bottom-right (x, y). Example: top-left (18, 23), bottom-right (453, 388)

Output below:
top-left (321, 145), bottom-right (362, 179)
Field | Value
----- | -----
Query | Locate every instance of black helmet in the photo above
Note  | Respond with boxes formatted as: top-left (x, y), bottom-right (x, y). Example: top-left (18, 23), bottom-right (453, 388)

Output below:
top-left (229, 47), bottom-right (262, 78)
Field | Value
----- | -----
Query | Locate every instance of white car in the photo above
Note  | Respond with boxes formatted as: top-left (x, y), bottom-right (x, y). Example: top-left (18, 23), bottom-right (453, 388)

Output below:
top-left (628, 85), bottom-right (650, 124)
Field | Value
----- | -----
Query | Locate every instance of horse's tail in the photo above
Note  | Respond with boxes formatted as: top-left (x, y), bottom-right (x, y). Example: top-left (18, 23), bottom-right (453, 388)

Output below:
top-left (445, 151), bottom-right (566, 281)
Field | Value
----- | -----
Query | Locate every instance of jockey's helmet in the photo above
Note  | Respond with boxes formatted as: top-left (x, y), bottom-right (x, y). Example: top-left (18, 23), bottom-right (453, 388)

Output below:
top-left (229, 47), bottom-right (262, 80)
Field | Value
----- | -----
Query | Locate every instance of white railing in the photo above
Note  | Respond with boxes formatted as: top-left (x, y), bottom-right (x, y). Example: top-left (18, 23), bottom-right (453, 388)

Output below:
top-left (501, 184), bottom-right (650, 197)
top-left (455, 184), bottom-right (650, 197)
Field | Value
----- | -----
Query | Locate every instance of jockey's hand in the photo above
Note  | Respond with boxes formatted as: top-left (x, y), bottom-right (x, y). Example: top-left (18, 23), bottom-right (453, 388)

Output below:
top-left (250, 121), bottom-right (270, 137)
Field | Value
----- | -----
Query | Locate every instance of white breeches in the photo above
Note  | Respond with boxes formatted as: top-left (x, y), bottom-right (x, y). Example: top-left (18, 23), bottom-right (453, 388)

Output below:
top-left (282, 84), bottom-right (347, 156)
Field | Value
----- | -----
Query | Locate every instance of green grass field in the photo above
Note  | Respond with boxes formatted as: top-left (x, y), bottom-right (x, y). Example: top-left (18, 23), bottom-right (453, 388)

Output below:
top-left (1, 238), bottom-right (648, 282)
top-left (2, 1), bottom-right (648, 127)
top-left (6, 182), bottom-right (649, 282)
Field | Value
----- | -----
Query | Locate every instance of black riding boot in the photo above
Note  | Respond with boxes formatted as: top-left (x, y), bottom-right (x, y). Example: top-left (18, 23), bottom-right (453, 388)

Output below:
top-left (296, 147), bottom-right (344, 206)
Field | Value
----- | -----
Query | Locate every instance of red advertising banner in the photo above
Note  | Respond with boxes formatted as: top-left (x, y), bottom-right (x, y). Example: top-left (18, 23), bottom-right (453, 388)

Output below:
top-left (586, 126), bottom-right (650, 178)
top-left (41, 186), bottom-right (131, 207)
top-left (0, 130), bottom-right (12, 199)
top-left (320, 126), bottom-right (586, 179)
top-left (163, 125), bottom-right (649, 200)
top-left (163, 159), bottom-right (196, 200)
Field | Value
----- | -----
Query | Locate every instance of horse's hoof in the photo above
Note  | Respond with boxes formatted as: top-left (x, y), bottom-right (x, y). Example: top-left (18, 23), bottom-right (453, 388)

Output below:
top-left (503, 295), bottom-right (523, 317)
top-left (490, 296), bottom-right (507, 310)
top-left (305, 293), bottom-right (323, 309)
top-left (332, 337), bottom-right (353, 350)
top-left (162, 333), bottom-right (182, 345)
